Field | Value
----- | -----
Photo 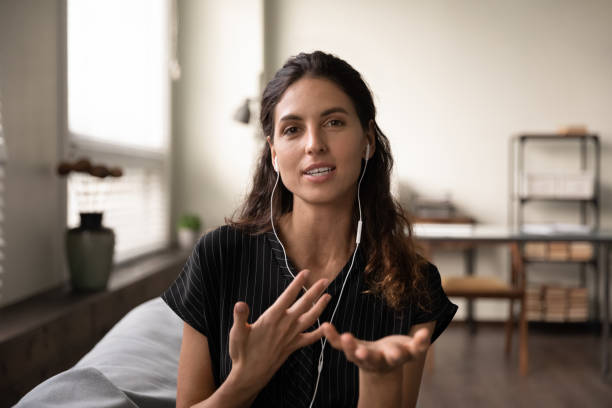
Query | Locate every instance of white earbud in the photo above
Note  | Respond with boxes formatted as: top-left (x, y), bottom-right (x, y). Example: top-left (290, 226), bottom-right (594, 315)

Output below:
top-left (274, 157), bottom-right (279, 172)
top-left (365, 144), bottom-right (370, 160)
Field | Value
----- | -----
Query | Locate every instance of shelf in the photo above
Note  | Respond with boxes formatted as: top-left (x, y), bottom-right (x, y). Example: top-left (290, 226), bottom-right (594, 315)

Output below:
top-left (517, 133), bottom-right (599, 141)
top-left (509, 133), bottom-right (601, 325)
top-left (509, 133), bottom-right (600, 230)
top-left (519, 196), bottom-right (597, 203)
top-left (523, 258), bottom-right (596, 265)
top-left (526, 318), bottom-right (591, 323)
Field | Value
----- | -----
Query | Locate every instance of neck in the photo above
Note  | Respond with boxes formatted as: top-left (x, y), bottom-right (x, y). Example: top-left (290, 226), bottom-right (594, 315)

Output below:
top-left (278, 198), bottom-right (357, 285)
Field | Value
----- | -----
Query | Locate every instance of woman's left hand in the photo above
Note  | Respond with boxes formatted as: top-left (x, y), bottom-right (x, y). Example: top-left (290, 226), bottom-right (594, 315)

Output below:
top-left (320, 322), bottom-right (431, 374)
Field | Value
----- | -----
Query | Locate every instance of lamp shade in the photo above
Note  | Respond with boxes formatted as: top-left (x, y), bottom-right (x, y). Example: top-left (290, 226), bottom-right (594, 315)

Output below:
top-left (233, 98), bottom-right (251, 124)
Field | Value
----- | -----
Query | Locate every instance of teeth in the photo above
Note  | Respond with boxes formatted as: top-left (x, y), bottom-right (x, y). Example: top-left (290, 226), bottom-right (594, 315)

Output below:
top-left (306, 167), bottom-right (332, 176)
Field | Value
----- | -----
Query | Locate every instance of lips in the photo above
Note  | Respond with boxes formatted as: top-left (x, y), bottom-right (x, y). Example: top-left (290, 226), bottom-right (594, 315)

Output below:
top-left (305, 167), bottom-right (333, 176)
top-left (303, 163), bottom-right (336, 175)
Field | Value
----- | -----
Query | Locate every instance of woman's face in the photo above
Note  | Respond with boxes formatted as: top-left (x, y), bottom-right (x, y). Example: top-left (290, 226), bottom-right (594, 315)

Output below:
top-left (268, 76), bottom-right (374, 209)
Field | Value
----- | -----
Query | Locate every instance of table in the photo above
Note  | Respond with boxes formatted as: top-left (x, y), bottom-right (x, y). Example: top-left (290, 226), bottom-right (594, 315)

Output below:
top-left (413, 224), bottom-right (612, 378)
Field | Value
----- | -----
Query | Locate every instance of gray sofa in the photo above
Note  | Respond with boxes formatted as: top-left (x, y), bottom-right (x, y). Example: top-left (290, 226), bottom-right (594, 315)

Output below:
top-left (16, 297), bottom-right (182, 408)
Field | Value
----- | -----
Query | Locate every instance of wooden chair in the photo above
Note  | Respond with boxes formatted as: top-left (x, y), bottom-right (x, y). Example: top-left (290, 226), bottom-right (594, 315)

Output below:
top-left (424, 242), bottom-right (529, 375)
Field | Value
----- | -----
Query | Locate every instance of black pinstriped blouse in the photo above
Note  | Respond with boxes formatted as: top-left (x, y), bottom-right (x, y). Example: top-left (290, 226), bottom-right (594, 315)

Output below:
top-left (162, 225), bottom-right (458, 407)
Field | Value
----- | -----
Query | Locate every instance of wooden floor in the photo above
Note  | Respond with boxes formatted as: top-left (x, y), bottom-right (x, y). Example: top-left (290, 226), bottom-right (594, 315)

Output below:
top-left (418, 323), bottom-right (612, 407)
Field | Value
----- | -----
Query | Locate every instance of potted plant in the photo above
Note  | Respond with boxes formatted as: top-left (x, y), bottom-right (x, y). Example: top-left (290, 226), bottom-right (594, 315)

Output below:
top-left (177, 213), bottom-right (202, 250)
top-left (57, 158), bottom-right (123, 292)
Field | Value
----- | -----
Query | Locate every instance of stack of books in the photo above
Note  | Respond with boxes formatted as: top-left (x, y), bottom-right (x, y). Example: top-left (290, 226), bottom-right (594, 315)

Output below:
top-left (548, 242), bottom-right (570, 261)
top-left (567, 287), bottom-right (589, 322)
top-left (527, 285), bottom-right (590, 322)
top-left (544, 286), bottom-right (567, 322)
top-left (569, 242), bottom-right (593, 261)
top-left (523, 241), bottom-right (594, 261)
top-left (526, 286), bottom-right (544, 321)
top-left (524, 242), bottom-right (548, 259)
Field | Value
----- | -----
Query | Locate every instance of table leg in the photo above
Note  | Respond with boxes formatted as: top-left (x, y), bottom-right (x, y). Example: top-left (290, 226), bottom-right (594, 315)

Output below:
top-left (602, 242), bottom-right (609, 379)
top-left (594, 257), bottom-right (600, 325)
top-left (466, 247), bottom-right (476, 334)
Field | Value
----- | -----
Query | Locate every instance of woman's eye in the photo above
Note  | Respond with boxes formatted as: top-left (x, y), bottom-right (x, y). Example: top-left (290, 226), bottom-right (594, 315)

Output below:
top-left (326, 119), bottom-right (344, 127)
top-left (282, 126), bottom-right (299, 135)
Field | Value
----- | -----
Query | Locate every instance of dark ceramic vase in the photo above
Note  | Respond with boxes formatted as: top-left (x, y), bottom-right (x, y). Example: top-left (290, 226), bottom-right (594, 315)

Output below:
top-left (66, 212), bottom-right (115, 291)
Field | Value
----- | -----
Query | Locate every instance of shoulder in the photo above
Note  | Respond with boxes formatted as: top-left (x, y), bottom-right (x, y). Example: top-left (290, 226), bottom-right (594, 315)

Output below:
top-left (415, 261), bottom-right (446, 306)
top-left (197, 225), bottom-right (266, 257)
top-left (421, 261), bottom-right (442, 287)
top-left (198, 225), bottom-right (242, 248)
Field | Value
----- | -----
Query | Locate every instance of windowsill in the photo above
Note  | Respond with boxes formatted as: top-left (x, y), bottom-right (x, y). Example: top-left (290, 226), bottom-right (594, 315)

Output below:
top-left (0, 247), bottom-right (189, 407)
top-left (0, 247), bottom-right (188, 343)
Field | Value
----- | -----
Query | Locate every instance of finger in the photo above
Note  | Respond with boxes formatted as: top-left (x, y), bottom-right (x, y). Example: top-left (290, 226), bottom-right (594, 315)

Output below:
top-left (287, 277), bottom-right (329, 316)
top-left (322, 326), bottom-right (364, 366)
top-left (381, 339), bottom-right (410, 366)
top-left (412, 328), bottom-right (431, 353)
top-left (389, 334), bottom-right (429, 366)
top-left (294, 293), bottom-right (332, 332)
top-left (229, 302), bottom-right (250, 356)
top-left (340, 332), bottom-right (363, 364)
top-left (321, 322), bottom-right (343, 349)
top-left (355, 344), bottom-right (386, 369)
top-left (294, 325), bottom-right (326, 350)
top-left (272, 269), bottom-right (309, 312)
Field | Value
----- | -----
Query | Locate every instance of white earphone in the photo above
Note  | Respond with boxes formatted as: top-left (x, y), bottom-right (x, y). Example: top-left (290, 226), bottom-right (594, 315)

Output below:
top-left (269, 141), bottom-right (372, 407)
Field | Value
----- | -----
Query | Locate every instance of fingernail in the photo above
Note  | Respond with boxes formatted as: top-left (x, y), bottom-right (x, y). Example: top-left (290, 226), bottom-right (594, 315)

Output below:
top-left (236, 303), bottom-right (246, 313)
top-left (302, 269), bottom-right (310, 278)
top-left (322, 279), bottom-right (329, 287)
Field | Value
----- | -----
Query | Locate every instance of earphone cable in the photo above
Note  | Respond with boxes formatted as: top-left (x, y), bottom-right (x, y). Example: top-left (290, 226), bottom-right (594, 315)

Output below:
top-left (270, 153), bottom-right (369, 408)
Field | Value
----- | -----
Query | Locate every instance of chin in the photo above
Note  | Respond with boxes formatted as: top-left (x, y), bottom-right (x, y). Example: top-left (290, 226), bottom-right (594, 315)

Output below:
top-left (294, 188), bottom-right (356, 208)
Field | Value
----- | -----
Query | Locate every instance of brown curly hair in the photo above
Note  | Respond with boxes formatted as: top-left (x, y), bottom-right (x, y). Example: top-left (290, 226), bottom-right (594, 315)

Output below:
top-left (228, 51), bottom-right (432, 313)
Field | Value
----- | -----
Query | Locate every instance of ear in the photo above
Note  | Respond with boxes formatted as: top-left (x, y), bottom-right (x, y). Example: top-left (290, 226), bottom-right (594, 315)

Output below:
top-left (266, 136), bottom-right (277, 170)
top-left (364, 119), bottom-right (376, 159)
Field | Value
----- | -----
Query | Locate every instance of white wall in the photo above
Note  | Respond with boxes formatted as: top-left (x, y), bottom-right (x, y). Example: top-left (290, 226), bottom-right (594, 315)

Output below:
top-left (262, 0), bottom-right (612, 320)
top-left (172, 0), bottom-right (264, 233)
top-left (0, 0), bottom-right (66, 307)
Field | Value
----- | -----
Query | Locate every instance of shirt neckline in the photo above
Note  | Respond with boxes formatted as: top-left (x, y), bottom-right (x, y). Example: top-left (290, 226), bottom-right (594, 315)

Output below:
top-left (264, 231), bottom-right (364, 297)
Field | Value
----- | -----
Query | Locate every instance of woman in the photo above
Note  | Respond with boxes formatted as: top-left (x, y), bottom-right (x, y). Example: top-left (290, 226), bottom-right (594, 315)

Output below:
top-left (162, 51), bottom-right (458, 408)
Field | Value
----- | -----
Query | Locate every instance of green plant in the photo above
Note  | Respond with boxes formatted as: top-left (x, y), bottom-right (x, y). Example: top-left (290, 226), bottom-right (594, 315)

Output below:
top-left (177, 214), bottom-right (201, 231)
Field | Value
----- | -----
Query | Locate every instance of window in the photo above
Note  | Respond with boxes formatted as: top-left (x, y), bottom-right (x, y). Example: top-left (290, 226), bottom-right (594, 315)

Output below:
top-left (66, 0), bottom-right (174, 263)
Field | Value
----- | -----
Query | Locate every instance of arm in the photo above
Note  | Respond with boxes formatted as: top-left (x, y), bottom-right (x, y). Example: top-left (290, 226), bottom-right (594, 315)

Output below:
top-left (400, 321), bottom-right (433, 408)
top-left (178, 270), bottom-right (331, 408)
top-left (177, 322), bottom-right (259, 408)
top-left (357, 321), bottom-right (433, 408)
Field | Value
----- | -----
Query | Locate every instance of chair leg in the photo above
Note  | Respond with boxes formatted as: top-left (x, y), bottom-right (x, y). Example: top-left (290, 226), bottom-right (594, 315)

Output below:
top-left (505, 299), bottom-right (514, 357)
top-left (519, 295), bottom-right (529, 375)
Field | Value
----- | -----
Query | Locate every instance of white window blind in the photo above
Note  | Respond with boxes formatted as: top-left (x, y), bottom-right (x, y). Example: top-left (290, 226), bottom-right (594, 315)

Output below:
top-left (67, 165), bottom-right (169, 263)
top-left (66, 0), bottom-right (172, 263)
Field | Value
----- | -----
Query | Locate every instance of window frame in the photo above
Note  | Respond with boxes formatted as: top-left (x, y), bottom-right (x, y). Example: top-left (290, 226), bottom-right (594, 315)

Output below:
top-left (59, 0), bottom-right (174, 265)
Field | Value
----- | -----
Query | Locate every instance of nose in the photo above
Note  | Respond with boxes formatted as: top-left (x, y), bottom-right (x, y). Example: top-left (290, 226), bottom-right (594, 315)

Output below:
top-left (305, 124), bottom-right (327, 154)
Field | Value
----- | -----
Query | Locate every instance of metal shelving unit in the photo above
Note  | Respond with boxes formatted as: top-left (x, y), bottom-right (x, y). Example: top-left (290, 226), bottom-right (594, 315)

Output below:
top-left (508, 133), bottom-right (601, 323)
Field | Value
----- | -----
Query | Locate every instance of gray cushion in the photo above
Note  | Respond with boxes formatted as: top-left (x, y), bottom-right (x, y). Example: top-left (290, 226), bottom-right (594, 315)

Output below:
top-left (16, 297), bottom-right (183, 408)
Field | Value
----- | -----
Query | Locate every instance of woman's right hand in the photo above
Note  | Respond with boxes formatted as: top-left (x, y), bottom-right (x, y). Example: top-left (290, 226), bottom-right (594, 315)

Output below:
top-left (227, 269), bottom-right (331, 394)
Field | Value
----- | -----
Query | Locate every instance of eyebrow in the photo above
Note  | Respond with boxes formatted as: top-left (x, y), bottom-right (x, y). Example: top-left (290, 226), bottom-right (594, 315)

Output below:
top-left (278, 107), bottom-right (349, 123)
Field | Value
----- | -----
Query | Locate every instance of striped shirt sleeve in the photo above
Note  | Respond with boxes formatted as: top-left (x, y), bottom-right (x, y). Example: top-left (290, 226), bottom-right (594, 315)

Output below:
top-left (162, 233), bottom-right (218, 338)
top-left (411, 262), bottom-right (458, 345)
